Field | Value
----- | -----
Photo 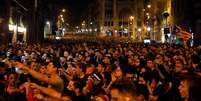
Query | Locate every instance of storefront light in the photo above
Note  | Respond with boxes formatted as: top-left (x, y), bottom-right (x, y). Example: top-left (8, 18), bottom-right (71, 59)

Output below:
top-left (8, 24), bottom-right (26, 32)
top-left (9, 24), bottom-right (16, 31)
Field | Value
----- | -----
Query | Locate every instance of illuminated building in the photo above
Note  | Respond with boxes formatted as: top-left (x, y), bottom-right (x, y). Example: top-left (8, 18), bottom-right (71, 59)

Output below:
top-left (97, 0), bottom-right (174, 42)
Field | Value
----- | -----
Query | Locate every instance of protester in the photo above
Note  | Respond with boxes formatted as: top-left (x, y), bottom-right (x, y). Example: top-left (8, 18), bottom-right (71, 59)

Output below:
top-left (0, 39), bottom-right (200, 101)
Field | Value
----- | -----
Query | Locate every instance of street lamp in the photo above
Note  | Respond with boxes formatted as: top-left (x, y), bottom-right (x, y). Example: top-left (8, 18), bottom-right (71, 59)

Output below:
top-left (147, 26), bottom-right (151, 39)
top-left (138, 28), bottom-right (142, 32)
top-left (129, 16), bottom-right (134, 20)
top-left (46, 21), bottom-right (50, 25)
top-left (162, 11), bottom-right (170, 27)
top-left (147, 26), bottom-right (151, 32)
top-left (137, 28), bottom-right (142, 41)
top-left (147, 4), bottom-right (151, 8)
top-left (128, 16), bottom-right (134, 37)
top-left (60, 14), bottom-right (63, 18)
top-left (61, 18), bottom-right (64, 22)
top-left (62, 9), bottom-right (66, 13)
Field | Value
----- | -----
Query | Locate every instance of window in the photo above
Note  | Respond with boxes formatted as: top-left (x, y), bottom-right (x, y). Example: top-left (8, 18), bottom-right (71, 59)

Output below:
top-left (111, 21), bottom-right (114, 26)
top-left (108, 21), bottom-right (111, 26)
top-left (104, 21), bottom-right (107, 26)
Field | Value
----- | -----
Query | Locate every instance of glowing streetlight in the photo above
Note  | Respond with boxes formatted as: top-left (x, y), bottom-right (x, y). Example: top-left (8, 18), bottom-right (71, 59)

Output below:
top-left (94, 28), bottom-right (98, 32)
top-left (147, 4), bottom-right (151, 8)
top-left (60, 15), bottom-right (63, 18)
top-left (89, 29), bottom-right (92, 32)
top-left (62, 9), bottom-right (66, 13)
top-left (114, 30), bottom-right (118, 33)
top-left (129, 16), bottom-right (134, 20)
top-left (61, 18), bottom-right (64, 22)
top-left (147, 15), bottom-right (150, 19)
top-left (147, 26), bottom-right (151, 32)
top-left (138, 28), bottom-right (142, 32)
top-left (46, 21), bottom-right (50, 25)
top-left (90, 22), bottom-right (93, 25)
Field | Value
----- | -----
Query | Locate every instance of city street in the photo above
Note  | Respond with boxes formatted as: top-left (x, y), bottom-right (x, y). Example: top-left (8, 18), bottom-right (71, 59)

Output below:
top-left (0, 0), bottom-right (201, 101)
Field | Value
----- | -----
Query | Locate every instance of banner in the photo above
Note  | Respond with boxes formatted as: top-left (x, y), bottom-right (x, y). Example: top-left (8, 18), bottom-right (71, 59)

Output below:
top-left (175, 25), bottom-right (192, 41)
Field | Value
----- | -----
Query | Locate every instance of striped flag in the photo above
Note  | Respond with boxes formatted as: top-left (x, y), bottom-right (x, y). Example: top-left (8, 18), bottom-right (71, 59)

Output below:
top-left (175, 25), bottom-right (192, 41)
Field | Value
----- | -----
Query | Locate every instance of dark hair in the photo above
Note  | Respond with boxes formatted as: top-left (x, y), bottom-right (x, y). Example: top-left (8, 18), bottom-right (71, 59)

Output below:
top-left (179, 74), bottom-right (201, 101)
top-left (191, 54), bottom-right (200, 64)
top-left (52, 60), bottom-right (61, 69)
top-left (110, 79), bottom-right (137, 96)
top-left (72, 79), bottom-right (84, 93)
top-left (0, 62), bottom-right (5, 68)
top-left (175, 59), bottom-right (184, 65)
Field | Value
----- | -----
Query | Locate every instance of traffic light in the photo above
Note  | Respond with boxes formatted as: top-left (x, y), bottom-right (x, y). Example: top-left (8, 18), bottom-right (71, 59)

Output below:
top-left (164, 27), bottom-right (170, 34)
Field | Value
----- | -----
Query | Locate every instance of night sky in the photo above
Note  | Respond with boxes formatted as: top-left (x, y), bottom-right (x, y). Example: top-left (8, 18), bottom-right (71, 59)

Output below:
top-left (58, 0), bottom-right (94, 25)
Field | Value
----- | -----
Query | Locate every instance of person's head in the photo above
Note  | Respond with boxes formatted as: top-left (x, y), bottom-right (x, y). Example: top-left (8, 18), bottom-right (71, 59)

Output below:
top-left (125, 73), bottom-right (134, 81)
top-left (178, 75), bottom-right (201, 101)
top-left (86, 63), bottom-right (96, 75)
top-left (146, 59), bottom-right (155, 69)
top-left (0, 62), bottom-right (6, 77)
top-left (133, 59), bottom-right (140, 67)
top-left (46, 60), bottom-right (61, 75)
top-left (155, 54), bottom-right (163, 60)
top-left (91, 88), bottom-right (109, 101)
top-left (138, 76), bottom-right (146, 85)
top-left (163, 55), bottom-right (170, 62)
top-left (60, 57), bottom-right (66, 64)
top-left (78, 54), bottom-right (85, 61)
top-left (67, 80), bottom-right (83, 94)
top-left (30, 61), bottom-right (38, 71)
top-left (175, 59), bottom-right (184, 72)
top-left (148, 78), bottom-right (159, 89)
top-left (97, 63), bottom-right (105, 73)
top-left (110, 80), bottom-right (137, 101)
top-left (7, 72), bottom-right (18, 85)
top-left (114, 66), bottom-right (123, 78)
top-left (127, 50), bottom-right (133, 57)
top-left (103, 56), bottom-right (110, 64)
top-left (39, 63), bottom-right (47, 74)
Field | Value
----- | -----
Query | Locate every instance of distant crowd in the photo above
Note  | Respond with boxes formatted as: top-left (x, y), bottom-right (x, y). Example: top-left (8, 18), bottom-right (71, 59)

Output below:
top-left (0, 40), bottom-right (201, 101)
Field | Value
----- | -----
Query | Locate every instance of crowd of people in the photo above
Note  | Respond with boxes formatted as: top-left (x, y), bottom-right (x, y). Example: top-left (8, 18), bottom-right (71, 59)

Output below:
top-left (0, 40), bottom-right (201, 101)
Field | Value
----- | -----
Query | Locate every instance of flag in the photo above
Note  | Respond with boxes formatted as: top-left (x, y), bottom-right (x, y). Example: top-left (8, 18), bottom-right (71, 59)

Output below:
top-left (175, 25), bottom-right (192, 41)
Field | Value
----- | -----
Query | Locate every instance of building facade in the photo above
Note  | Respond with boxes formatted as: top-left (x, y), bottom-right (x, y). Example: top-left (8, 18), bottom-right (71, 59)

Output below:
top-left (97, 0), bottom-right (174, 42)
top-left (173, 0), bottom-right (201, 35)
top-left (98, 0), bottom-right (137, 38)
top-left (0, 0), bottom-right (10, 44)
top-left (0, 0), bottom-right (52, 44)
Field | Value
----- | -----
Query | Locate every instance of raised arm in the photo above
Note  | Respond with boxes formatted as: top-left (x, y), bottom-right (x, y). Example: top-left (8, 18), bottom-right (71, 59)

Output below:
top-left (30, 83), bottom-right (62, 98)
top-left (15, 62), bottom-right (59, 85)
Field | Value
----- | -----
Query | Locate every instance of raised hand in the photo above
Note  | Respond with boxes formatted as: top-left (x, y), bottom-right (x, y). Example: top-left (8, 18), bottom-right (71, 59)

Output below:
top-left (30, 83), bottom-right (40, 89)
top-left (111, 73), bottom-right (117, 82)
